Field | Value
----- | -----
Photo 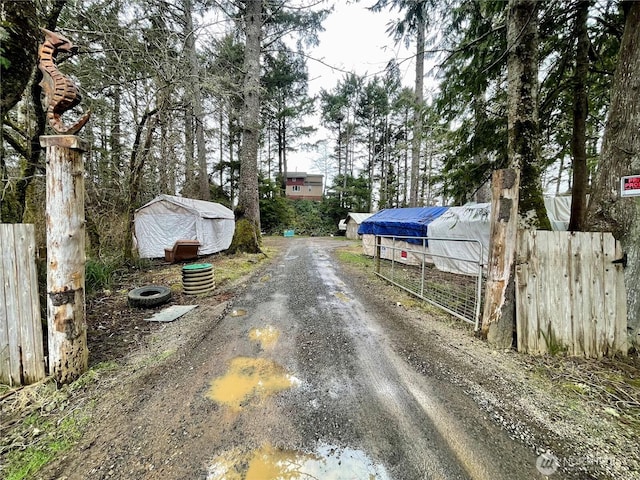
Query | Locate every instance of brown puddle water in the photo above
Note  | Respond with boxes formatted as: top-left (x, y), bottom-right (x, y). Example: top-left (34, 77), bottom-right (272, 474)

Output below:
top-left (248, 326), bottom-right (280, 349)
top-left (335, 291), bottom-right (350, 302)
top-left (206, 357), bottom-right (299, 411)
top-left (206, 442), bottom-right (391, 480)
top-left (230, 308), bottom-right (247, 317)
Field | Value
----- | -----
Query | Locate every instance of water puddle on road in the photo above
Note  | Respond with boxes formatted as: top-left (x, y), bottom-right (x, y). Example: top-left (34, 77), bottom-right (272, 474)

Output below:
top-left (249, 326), bottom-right (280, 349)
top-left (206, 357), bottom-right (299, 411)
top-left (230, 308), bottom-right (247, 317)
top-left (206, 442), bottom-right (391, 480)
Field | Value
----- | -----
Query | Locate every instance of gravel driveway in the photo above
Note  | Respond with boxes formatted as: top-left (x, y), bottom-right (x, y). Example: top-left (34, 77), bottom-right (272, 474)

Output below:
top-left (39, 237), bottom-right (564, 479)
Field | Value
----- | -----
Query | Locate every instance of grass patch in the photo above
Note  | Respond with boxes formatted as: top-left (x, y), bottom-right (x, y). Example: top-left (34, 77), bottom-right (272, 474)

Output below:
top-left (4, 412), bottom-right (89, 480)
top-left (335, 247), bottom-right (373, 270)
top-left (86, 257), bottom-right (126, 294)
top-left (1, 364), bottom-right (117, 480)
top-left (214, 246), bottom-right (277, 286)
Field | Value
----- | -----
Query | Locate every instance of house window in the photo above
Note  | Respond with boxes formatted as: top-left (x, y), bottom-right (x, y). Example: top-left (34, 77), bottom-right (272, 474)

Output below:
top-left (292, 185), bottom-right (301, 192)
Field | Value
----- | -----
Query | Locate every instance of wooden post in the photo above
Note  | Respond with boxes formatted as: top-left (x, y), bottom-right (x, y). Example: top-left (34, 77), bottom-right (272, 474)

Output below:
top-left (41, 135), bottom-right (89, 384)
top-left (481, 169), bottom-right (520, 348)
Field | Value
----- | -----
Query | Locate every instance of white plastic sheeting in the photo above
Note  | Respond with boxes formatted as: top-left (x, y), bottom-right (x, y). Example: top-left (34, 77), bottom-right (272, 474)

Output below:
top-left (544, 195), bottom-right (571, 231)
top-left (362, 234), bottom-right (433, 265)
top-left (134, 195), bottom-right (235, 258)
top-left (427, 203), bottom-right (491, 276)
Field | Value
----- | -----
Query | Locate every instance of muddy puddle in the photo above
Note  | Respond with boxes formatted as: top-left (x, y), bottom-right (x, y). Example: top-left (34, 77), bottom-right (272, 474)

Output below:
top-left (206, 442), bottom-right (391, 480)
top-left (334, 291), bottom-right (350, 302)
top-left (230, 308), bottom-right (247, 317)
top-left (249, 326), bottom-right (280, 349)
top-left (206, 357), bottom-right (299, 410)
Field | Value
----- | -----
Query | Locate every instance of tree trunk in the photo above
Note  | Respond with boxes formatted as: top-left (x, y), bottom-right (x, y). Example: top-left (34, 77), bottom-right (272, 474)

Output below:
top-left (481, 169), bottom-right (519, 347)
top-left (235, 0), bottom-right (262, 252)
top-left (42, 135), bottom-right (88, 385)
top-left (585, 1), bottom-right (640, 342)
top-left (568, 0), bottom-right (591, 231)
top-left (123, 109), bottom-right (157, 260)
top-left (184, 103), bottom-right (195, 197)
top-left (482, 0), bottom-right (542, 348)
top-left (508, 0), bottom-right (550, 230)
top-left (184, 0), bottom-right (209, 200)
top-left (409, 15), bottom-right (425, 207)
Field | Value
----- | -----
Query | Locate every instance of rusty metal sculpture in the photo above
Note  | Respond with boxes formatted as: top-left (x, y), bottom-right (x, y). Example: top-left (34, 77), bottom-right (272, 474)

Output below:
top-left (38, 28), bottom-right (90, 135)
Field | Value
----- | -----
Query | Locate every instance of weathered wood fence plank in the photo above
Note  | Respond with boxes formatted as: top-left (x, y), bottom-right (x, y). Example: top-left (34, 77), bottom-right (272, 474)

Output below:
top-left (0, 224), bottom-right (45, 385)
top-left (516, 230), bottom-right (627, 357)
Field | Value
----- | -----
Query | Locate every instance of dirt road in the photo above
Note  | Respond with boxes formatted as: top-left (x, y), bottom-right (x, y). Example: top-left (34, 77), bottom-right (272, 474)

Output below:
top-left (41, 237), bottom-right (548, 479)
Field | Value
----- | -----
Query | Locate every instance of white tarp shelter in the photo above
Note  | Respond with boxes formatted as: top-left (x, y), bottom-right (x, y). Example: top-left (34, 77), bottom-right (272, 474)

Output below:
top-left (345, 213), bottom-right (373, 239)
top-left (134, 195), bottom-right (235, 258)
top-left (544, 195), bottom-right (571, 231)
top-left (427, 203), bottom-right (491, 276)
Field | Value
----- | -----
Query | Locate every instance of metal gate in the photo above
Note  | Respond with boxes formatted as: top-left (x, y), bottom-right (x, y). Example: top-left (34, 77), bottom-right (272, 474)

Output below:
top-left (373, 235), bottom-right (484, 330)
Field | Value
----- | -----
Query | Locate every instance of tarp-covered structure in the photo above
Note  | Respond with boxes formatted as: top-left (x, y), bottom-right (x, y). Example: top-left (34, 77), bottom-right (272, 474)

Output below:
top-left (544, 196), bottom-right (571, 231)
top-left (428, 203), bottom-right (491, 276)
top-left (358, 199), bottom-right (572, 275)
top-left (344, 212), bottom-right (373, 239)
top-left (134, 195), bottom-right (235, 258)
top-left (359, 207), bottom-right (449, 264)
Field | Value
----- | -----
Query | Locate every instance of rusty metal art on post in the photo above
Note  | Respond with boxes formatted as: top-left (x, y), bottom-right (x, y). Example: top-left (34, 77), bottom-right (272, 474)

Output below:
top-left (38, 28), bottom-right (91, 135)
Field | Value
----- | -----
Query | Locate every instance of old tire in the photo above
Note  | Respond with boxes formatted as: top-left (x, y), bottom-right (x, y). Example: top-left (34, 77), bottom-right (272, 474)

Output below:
top-left (128, 285), bottom-right (172, 308)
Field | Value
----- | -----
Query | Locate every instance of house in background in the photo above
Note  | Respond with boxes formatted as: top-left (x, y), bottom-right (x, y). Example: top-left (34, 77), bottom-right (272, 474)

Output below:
top-left (285, 172), bottom-right (323, 201)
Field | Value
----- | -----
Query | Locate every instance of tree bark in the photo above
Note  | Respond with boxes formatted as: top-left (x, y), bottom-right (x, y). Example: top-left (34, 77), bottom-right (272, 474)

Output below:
top-left (42, 135), bottom-right (88, 385)
top-left (482, 169), bottom-right (519, 347)
top-left (235, 0), bottom-right (262, 252)
top-left (409, 14), bottom-right (425, 207)
top-left (184, 102), bottom-right (195, 197)
top-left (507, 0), bottom-right (550, 230)
top-left (568, 0), bottom-right (591, 231)
top-left (184, 0), bottom-right (209, 200)
top-left (123, 109), bottom-right (157, 260)
top-left (585, 1), bottom-right (640, 342)
top-left (482, 0), bottom-right (542, 348)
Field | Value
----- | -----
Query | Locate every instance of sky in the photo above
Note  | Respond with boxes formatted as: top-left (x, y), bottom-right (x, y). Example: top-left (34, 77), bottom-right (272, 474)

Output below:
top-left (286, 1), bottom-right (416, 174)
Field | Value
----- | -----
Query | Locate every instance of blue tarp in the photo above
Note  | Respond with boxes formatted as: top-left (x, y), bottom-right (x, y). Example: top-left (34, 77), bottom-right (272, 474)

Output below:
top-left (357, 207), bottom-right (449, 243)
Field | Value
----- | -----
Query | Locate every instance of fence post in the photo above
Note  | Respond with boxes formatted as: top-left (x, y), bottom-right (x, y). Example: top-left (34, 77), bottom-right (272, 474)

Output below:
top-left (375, 235), bottom-right (381, 274)
top-left (481, 168), bottom-right (519, 348)
top-left (41, 135), bottom-right (89, 384)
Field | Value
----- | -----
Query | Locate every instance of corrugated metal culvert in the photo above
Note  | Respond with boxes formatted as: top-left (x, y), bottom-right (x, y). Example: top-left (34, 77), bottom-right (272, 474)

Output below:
top-left (182, 263), bottom-right (215, 295)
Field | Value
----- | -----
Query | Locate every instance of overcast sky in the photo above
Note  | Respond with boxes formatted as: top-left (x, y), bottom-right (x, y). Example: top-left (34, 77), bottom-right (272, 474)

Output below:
top-left (287, 1), bottom-right (416, 173)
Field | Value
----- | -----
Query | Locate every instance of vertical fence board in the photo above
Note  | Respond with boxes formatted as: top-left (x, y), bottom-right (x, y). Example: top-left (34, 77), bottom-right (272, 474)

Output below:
top-left (1, 225), bottom-right (21, 384)
top-left (516, 230), bottom-right (627, 357)
top-left (0, 224), bottom-right (45, 386)
top-left (0, 227), bottom-right (12, 383)
top-left (15, 225), bottom-right (45, 382)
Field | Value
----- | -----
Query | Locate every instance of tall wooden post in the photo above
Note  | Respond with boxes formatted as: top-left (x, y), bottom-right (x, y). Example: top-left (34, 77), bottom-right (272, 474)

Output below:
top-left (41, 135), bottom-right (88, 384)
top-left (481, 169), bottom-right (519, 348)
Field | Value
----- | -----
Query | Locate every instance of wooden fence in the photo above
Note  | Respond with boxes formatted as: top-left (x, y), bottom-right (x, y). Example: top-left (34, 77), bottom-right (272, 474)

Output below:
top-left (515, 230), bottom-right (627, 357)
top-left (0, 224), bottom-right (46, 385)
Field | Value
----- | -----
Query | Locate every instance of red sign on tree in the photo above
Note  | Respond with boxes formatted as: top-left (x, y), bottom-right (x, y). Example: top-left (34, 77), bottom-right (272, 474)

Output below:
top-left (621, 175), bottom-right (640, 197)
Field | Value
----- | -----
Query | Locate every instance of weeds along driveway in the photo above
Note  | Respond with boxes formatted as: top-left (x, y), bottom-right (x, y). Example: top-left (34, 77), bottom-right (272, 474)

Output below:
top-left (23, 237), bottom-right (639, 480)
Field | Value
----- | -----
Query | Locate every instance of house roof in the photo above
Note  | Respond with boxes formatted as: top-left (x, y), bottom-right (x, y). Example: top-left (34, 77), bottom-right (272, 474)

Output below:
top-left (136, 194), bottom-right (234, 220)
top-left (285, 172), bottom-right (323, 178)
